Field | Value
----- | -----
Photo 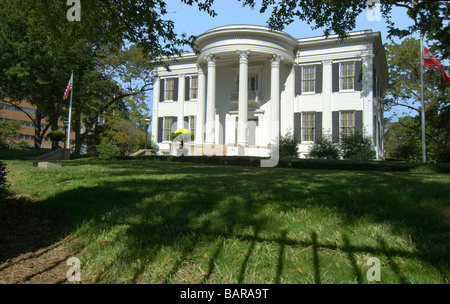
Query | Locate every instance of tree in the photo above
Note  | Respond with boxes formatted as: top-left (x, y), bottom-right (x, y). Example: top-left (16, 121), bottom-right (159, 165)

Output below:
top-left (0, 1), bottom-right (97, 149)
top-left (0, 120), bottom-right (22, 149)
top-left (239, 0), bottom-right (449, 58)
top-left (384, 117), bottom-right (422, 161)
top-left (96, 116), bottom-right (145, 157)
top-left (0, 2), bottom-right (155, 152)
top-left (383, 38), bottom-right (450, 161)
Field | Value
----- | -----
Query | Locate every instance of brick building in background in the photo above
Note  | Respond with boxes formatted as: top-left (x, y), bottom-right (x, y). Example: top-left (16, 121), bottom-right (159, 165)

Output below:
top-left (0, 99), bottom-right (75, 150)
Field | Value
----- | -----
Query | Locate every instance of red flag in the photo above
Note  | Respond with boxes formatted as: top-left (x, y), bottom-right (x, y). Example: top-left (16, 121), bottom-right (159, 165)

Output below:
top-left (63, 74), bottom-right (73, 100)
top-left (423, 46), bottom-right (450, 83)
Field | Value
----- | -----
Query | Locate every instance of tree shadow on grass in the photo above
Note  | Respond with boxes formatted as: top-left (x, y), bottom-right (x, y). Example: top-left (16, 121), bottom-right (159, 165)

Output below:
top-left (0, 196), bottom-right (67, 264)
top-left (34, 162), bottom-right (450, 283)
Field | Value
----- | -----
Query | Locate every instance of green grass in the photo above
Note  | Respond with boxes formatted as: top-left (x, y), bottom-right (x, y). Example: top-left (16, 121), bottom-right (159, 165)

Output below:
top-left (3, 157), bottom-right (450, 284)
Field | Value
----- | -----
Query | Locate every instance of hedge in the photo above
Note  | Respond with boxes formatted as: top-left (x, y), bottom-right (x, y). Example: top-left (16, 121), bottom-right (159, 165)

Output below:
top-left (116, 155), bottom-right (450, 173)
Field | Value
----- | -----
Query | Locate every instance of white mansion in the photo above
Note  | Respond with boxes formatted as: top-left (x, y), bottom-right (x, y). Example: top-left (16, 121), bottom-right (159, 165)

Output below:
top-left (151, 25), bottom-right (387, 159)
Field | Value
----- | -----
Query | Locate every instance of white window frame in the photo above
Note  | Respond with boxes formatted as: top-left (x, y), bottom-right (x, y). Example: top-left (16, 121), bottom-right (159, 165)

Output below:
top-left (190, 76), bottom-right (198, 100)
top-left (164, 78), bottom-right (175, 101)
top-left (163, 117), bottom-right (174, 141)
top-left (339, 62), bottom-right (355, 91)
top-left (302, 65), bottom-right (316, 94)
top-left (235, 73), bottom-right (260, 92)
top-left (301, 112), bottom-right (315, 142)
top-left (189, 115), bottom-right (196, 137)
top-left (340, 111), bottom-right (355, 139)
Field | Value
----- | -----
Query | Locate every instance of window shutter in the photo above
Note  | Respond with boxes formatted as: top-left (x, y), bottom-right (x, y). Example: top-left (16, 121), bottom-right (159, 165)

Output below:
top-left (159, 79), bottom-right (165, 102)
top-left (157, 117), bottom-right (163, 142)
top-left (294, 113), bottom-right (301, 143)
top-left (332, 111), bottom-right (340, 142)
top-left (332, 63), bottom-right (339, 92)
top-left (173, 78), bottom-right (179, 101)
top-left (315, 64), bottom-right (323, 93)
top-left (355, 61), bottom-right (363, 91)
top-left (294, 65), bottom-right (302, 96)
top-left (315, 112), bottom-right (322, 141)
top-left (185, 77), bottom-right (190, 101)
top-left (355, 111), bottom-right (363, 134)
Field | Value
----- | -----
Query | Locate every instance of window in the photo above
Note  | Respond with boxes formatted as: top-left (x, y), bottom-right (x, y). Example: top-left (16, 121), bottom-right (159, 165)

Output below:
top-left (163, 117), bottom-right (174, 141)
top-left (302, 66), bottom-right (316, 93)
top-left (190, 76), bottom-right (198, 100)
top-left (20, 135), bottom-right (35, 141)
top-left (340, 111), bottom-right (355, 138)
top-left (249, 75), bottom-right (258, 92)
top-left (235, 74), bottom-right (259, 92)
top-left (189, 116), bottom-right (196, 137)
top-left (165, 78), bottom-right (175, 101)
top-left (339, 62), bottom-right (355, 91)
top-left (302, 112), bottom-right (315, 142)
top-left (0, 103), bottom-right (36, 114)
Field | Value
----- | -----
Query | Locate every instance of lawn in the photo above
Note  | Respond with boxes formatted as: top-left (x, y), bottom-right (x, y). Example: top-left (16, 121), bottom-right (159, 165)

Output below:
top-left (2, 157), bottom-right (450, 284)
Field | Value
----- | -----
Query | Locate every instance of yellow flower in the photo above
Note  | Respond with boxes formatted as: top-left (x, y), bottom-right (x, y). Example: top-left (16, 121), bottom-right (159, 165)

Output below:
top-left (175, 128), bottom-right (190, 134)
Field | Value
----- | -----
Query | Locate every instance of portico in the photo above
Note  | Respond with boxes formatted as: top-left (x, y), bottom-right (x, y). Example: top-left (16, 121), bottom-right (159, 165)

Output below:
top-left (193, 25), bottom-right (298, 150)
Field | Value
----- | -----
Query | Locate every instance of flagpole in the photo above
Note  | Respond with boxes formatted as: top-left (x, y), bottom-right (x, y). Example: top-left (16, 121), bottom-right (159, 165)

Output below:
top-left (420, 36), bottom-right (426, 164)
top-left (66, 71), bottom-right (73, 152)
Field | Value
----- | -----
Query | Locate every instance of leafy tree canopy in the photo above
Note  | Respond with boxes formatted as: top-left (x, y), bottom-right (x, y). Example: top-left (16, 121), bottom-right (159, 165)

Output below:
top-left (238, 0), bottom-right (449, 58)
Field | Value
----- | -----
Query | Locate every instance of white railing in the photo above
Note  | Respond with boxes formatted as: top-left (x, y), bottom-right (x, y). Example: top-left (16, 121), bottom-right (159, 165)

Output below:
top-left (230, 91), bottom-right (260, 109)
top-left (230, 90), bottom-right (259, 101)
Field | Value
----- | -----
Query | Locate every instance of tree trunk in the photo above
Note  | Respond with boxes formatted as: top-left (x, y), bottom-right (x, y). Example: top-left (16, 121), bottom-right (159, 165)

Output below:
top-left (73, 110), bottom-right (82, 154)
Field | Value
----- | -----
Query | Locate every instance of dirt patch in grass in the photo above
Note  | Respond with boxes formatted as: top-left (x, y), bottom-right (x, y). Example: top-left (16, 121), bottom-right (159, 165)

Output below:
top-left (0, 196), bottom-right (75, 284)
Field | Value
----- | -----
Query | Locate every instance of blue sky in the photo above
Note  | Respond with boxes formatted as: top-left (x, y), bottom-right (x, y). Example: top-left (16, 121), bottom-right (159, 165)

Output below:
top-left (145, 1), bottom-right (420, 123)
top-left (164, 1), bottom-right (418, 47)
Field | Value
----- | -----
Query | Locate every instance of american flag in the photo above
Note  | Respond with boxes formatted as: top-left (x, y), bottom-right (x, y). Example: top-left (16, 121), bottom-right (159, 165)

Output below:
top-left (63, 73), bottom-right (73, 100)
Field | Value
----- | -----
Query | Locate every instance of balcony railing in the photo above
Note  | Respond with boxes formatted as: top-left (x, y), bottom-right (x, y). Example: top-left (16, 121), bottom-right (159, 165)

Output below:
top-left (230, 91), bottom-right (261, 109)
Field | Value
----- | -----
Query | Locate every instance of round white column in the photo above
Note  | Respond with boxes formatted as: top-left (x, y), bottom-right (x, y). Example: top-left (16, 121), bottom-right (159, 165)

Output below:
top-left (205, 54), bottom-right (216, 144)
top-left (237, 50), bottom-right (250, 145)
top-left (270, 54), bottom-right (281, 145)
top-left (196, 63), bottom-right (206, 144)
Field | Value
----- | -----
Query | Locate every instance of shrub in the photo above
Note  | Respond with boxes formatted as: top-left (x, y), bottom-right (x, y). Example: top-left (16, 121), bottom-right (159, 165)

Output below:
top-left (309, 135), bottom-right (340, 159)
top-left (436, 148), bottom-right (450, 163)
top-left (279, 131), bottom-right (299, 159)
top-left (0, 161), bottom-right (9, 199)
top-left (339, 132), bottom-right (375, 160)
top-left (96, 139), bottom-right (121, 160)
top-left (47, 130), bottom-right (66, 142)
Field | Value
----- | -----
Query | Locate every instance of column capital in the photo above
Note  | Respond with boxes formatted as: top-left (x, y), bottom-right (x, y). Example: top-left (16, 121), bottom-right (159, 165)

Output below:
top-left (237, 50), bottom-right (250, 63)
top-left (197, 63), bottom-right (205, 74)
top-left (271, 54), bottom-right (283, 66)
top-left (205, 53), bottom-right (216, 65)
